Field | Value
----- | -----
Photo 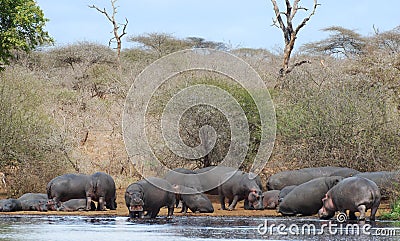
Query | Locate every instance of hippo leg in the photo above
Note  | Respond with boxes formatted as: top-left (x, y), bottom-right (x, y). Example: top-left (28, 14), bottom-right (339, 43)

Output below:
top-left (357, 205), bottom-right (366, 220)
top-left (227, 196), bottom-right (239, 211)
top-left (349, 211), bottom-right (357, 220)
top-left (181, 203), bottom-right (188, 214)
top-left (151, 208), bottom-right (160, 218)
top-left (167, 205), bottom-right (174, 218)
top-left (244, 199), bottom-right (252, 210)
top-left (86, 196), bottom-right (92, 211)
top-left (98, 197), bottom-right (105, 211)
top-left (219, 195), bottom-right (227, 210)
top-left (370, 206), bottom-right (378, 221)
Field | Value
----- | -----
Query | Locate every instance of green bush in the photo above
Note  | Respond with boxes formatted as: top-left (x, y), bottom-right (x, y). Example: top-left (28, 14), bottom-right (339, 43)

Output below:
top-left (145, 71), bottom-right (262, 170)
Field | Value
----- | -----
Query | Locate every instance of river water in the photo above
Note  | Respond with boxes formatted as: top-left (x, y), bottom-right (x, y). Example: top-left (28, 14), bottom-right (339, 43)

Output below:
top-left (0, 215), bottom-right (399, 241)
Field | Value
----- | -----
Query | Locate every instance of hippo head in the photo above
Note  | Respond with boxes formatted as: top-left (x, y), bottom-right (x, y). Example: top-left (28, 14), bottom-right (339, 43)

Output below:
top-left (126, 189), bottom-right (145, 219)
top-left (318, 193), bottom-right (336, 219)
top-left (1, 203), bottom-right (13, 212)
top-left (248, 189), bottom-right (264, 210)
top-left (0, 199), bottom-right (19, 212)
top-left (46, 200), bottom-right (57, 211)
top-left (36, 201), bottom-right (49, 212)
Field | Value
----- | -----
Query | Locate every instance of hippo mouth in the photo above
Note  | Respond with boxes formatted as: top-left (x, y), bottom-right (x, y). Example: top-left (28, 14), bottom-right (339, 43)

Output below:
top-left (129, 205), bottom-right (144, 212)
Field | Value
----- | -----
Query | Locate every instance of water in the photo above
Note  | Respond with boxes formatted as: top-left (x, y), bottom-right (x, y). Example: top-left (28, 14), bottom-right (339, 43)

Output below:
top-left (0, 215), bottom-right (400, 241)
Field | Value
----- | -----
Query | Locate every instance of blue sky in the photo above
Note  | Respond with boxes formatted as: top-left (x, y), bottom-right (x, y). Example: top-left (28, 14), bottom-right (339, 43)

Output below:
top-left (36, 0), bottom-right (400, 51)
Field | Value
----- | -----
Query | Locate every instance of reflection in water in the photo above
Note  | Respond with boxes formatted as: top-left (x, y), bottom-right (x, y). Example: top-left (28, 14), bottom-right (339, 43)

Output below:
top-left (0, 215), bottom-right (399, 241)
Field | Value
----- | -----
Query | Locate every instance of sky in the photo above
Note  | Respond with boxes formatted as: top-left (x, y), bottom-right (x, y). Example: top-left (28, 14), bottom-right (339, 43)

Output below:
top-left (35, 0), bottom-right (400, 51)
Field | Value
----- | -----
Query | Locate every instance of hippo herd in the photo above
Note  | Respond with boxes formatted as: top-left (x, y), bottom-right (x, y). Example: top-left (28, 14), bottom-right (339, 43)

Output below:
top-left (0, 166), bottom-right (399, 222)
top-left (265, 166), bottom-right (398, 220)
top-left (0, 172), bottom-right (116, 212)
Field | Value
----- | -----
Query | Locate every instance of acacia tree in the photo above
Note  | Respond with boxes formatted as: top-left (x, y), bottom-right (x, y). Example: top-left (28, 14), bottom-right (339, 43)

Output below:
top-left (301, 26), bottom-right (366, 58)
top-left (0, 0), bottom-right (53, 69)
top-left (89, 0), bottom-right (128, 65)
top-left (270, 0), bottom-right (319, 82)
top-left (129, 33), bottom-right (228, 58)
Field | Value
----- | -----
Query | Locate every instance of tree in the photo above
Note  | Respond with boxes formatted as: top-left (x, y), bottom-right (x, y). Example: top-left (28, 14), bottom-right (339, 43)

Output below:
top-left (270, 0), bottom-right (319, 81)
top-left (129, 33), bottom-right (191, 58)
top-left (129, 33), bottom-right (228, 58)
top-left (301, 26), bottom-right (366, 58)
top-left (0, 0), bottom-right (53, 69)
top-left (89, 0), bottom-right (128, 66)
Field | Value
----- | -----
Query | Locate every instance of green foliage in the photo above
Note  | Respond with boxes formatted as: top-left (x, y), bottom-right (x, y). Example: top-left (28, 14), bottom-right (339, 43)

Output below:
top-left (0, 0), bottom-right (53, 67)
top-left (381, 200), bottom-right (400, 220)
top-left (145, 72), bottom-right (262, 170)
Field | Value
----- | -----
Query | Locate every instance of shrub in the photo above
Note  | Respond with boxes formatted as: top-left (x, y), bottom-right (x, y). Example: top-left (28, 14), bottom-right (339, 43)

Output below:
top-left (145, 71), bottom-right (262, 171)
top-left (271, 60), bottom-right (400, 171)
top-left (0, 67), bottom-right (71, 196)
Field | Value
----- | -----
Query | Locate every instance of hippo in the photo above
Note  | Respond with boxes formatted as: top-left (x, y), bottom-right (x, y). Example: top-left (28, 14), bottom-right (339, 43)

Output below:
top-left (47, 173), bottom-right (94, 210)
top-left (0, 199), bottom-right (22, 212)
top-left (18, 193), bottom-right (48, 201)
top-left (218, 171), bottom-right (264, 211)
top-left (262, 190), bottom-right (280, 209)
top-left (194, 166), bottom-right (238, 195)
top-left (164, 168), bottom-right (202, 192)
top-left (20, 199), bottom-right (49, 212)
top-left (267, 166), bottom-right (359, 190)
top-left (173, 185), bottom-right (214, 214)
top-left (58, 199), bottom-right (97, 211)
top-left (318, 176), bottom-right (381, 221)
top-left (355, 171), bottom-right (400, 199)
top-left (17, 193), bottom-right (57, 211)
top-left (125, 177), bottom-right (175, 219)
top-left (91, 172), bottom-right (117, 210)
top-left (329, 168), bottom-right (360, 178)
top-left (278, 185), bottom-right (297, 202)
top-left (278, 176), bottom-right (344, 216)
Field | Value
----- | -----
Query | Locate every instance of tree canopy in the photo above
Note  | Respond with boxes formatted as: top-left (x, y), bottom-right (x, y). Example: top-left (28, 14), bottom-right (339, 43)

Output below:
top-left (0, 0), bottom-right (53, 68)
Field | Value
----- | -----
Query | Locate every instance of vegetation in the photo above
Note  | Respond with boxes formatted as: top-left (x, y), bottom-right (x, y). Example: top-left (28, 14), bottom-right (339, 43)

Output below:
top-left (381, 200), bottom-right (400, 220)
top-left (0, 27), bottom-right (397, 197)
top-left (0, 0), bottom-right (53, 68)
top-left (0, 0), bottom-right (399, 207)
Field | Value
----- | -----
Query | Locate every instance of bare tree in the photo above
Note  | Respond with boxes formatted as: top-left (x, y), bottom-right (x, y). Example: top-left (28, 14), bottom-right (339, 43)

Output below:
top-left (89, 0), bottom-right (128, 66)
top-left (270, 0), bottom-right (320, 82)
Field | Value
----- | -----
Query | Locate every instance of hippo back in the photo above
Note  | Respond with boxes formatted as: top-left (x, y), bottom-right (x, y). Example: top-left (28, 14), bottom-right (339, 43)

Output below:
top-left (278, 176), bottom-right (344, 216)
top-left (46, 174), bottom-right (94, 202)
top-left (164, 168), bottom-right (202, 193)
top-left (194, 166), bottom-right (237, 195)
top-left (267, 166), bottom-right (359, 190)
top-left (355, 171), bottom-right (400, 199)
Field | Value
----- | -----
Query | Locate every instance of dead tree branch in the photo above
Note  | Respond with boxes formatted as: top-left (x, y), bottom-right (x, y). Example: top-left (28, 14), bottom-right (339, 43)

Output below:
top-left (270, 0), bottom-right (320, 87)
top-left (89, 0), bottom-right (128, 67)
